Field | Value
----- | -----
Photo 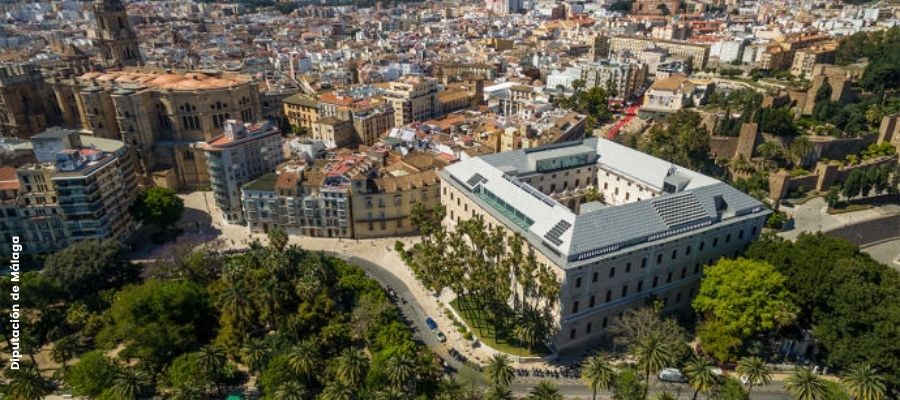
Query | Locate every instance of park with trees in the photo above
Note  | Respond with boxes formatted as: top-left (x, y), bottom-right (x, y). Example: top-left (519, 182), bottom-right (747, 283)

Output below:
top-left (397, 204), bottom-right (561, 356)
top-left (0, 231), bottom-right (463, 399)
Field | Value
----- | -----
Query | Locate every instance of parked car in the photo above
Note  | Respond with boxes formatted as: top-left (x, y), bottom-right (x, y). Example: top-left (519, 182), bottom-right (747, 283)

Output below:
top-left (432, 329), bottom-right (447, 343)
top-left (425, 317), bottom-right (438, 330)
top-left (659, 368), bottom-right (686, 383)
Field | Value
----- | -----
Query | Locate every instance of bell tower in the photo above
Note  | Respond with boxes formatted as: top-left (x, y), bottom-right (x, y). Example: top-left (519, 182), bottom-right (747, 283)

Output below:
top-left (93, 0), bottom-right (142, 68)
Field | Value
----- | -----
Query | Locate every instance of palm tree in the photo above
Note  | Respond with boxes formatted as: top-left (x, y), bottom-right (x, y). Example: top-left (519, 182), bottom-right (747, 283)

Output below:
top-left (633, 333), bottom-right (675, 400)
top-left (584, 186), bottom-right (605, 203)
top-left (49, 335), bottom-right (78, 370)
top-left (841, 364), bottom-right (887, 400)
top-left (729, 155), bottom-right (756, 175)
top-left (582, 353), bottom-right (616, 400)
top-left (784, 367), bottom-right (826, 400)
top-left (755, 140), bottom-right (784, 163)
top-left (109, 368), bottom-right (150, 400)
top-left (484, 354), bottom-right (516, 388)
top-left (320, 380), bottom-right (355, 400)
top-left (240, 338), bottom-right (270, 373)
top-left (215, 274), bottom-right (254, 334)
top-left (273, 381), bottom-right (307, 400)
top-left (196, 344), bottom-right (227, 394)
top-left (287, 339), bottom-right (320, 381)
top-left (385, 352), bottom-right (416, 391)
top-left (6, 364), bottom-right (52, 400)
top-left (736, 356), bottom-right (772, 396)
top-left (683, 357), bottom-right (722, 400)
top-left (485, 385), bottom-right (514, 400)
top-left (528, 380), bottom-right (564, 400)
top-left (375, 387), bottom-right (406, 400)
top-left (514, 314), bottom-right (542, 352)
top-left (335, 348), bottom-right (368, 387)
top-left (865, 105), bottom-right (883, 127)
top-left (654, 392), bottom-right (677, 400)
top-left (788, 137), bottom-right (812, 168)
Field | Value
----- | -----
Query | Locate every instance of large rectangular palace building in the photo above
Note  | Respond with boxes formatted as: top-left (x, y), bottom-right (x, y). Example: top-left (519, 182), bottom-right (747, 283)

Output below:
top-left (440, 138), bottom-right (770, 353)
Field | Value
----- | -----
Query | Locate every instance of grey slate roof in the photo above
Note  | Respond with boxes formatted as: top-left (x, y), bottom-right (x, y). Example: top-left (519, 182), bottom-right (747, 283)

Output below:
top-left (443, 138), bottom-right (770, 267)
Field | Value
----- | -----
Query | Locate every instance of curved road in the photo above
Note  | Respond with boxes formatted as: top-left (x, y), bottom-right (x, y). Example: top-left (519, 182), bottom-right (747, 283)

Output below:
top-left (329, 252), bottom-right (791, 399)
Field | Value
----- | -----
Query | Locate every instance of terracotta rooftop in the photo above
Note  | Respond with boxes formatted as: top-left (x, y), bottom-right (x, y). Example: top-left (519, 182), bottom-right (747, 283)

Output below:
top-left (375, 169), bottom-right (439, 193)
top-left (275, 171), bottom-right (300, 190)
top-left (78, 69), bottom-right (251, 91)
top-left (649, 76), bottom-right (688, 92)
top-left (0, 166), bottom-right (19, 191)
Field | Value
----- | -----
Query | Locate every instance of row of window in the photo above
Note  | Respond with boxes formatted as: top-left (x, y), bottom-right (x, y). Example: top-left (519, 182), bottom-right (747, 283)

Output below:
top-left (568, 287), bottom-right (696, 341)
top-left (571, 261), bottom-right (708, 315)
top-left (572, 224), bottom-right (759, 288)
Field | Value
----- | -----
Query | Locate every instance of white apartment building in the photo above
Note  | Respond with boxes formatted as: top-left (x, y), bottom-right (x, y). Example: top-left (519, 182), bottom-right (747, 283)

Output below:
top-left (440, 138), bottom-right (769, 353)
top-left (201, 120), bottom-right (284, 224)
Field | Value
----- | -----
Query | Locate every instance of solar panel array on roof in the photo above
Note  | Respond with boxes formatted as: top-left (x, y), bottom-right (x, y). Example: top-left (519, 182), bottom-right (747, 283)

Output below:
top-left (544, 219), bottom-right (572, 246)
top-left (466, 173), bottom-right (487, 187)
top-left (651, 192), bottom-right (709, 228)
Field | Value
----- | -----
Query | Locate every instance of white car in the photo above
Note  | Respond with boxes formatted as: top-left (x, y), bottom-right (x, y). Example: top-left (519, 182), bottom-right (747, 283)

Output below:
top-left (659, 368), bottom-right (686, 383)
top-left (432, 329), bottom-right (447, 343)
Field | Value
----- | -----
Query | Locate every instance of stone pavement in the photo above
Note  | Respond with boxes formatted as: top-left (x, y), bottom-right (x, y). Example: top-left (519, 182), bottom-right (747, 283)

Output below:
top-left (778, 197), bottom-right (900, 240)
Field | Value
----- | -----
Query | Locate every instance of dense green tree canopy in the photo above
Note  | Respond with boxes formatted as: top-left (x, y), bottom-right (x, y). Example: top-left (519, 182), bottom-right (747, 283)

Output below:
top-left (131, 186), bottom-right (184, 229)
top-left (744, 234), bottom-right (900, 388)
top-left (641, 110), bottom-right (712, 172)
top-left (64, 351), bottom-right (120, 397)
top-left (693, 258), bottom-right (798, 338)
top-left (98, 279), bottom-right (215, 369)
top-left (43, 239), bottom-right (138, 300)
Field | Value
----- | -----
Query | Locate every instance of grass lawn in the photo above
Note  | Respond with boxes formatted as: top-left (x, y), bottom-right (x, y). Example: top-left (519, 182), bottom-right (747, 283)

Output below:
top-left (449, 298), bottom-right (546, 358)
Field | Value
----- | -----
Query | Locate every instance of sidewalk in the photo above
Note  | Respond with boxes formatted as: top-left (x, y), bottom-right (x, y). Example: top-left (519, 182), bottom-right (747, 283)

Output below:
top-left (175, 192), bottom-right (510, 367)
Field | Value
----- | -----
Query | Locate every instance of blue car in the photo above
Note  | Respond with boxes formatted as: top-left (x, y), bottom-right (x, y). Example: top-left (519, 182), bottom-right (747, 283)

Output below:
top-left (425, 317), bottom-right (438, 330)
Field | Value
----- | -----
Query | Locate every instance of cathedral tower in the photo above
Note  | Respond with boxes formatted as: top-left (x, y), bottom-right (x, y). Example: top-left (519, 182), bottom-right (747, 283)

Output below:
top-left (93, 0), bottom-right (142, 68)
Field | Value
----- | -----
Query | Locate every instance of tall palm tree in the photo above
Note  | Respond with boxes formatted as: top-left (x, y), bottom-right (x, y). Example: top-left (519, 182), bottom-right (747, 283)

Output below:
top-left (528, 380), bottom-right (564, 400)
top-left (485, 385), bottom-right (514, 400)
top-left (784, 367), bottom-right (826, 400)
top-left (196, 344), bottom-right (227, 395)
top-left (514, 314), bottom-right (542, 352)
top-left (273, 381), bottom-right (306, 400)
top-left (484, 354), bottom-right (516, 388)
top-left (736, 356), bottom-right (772, 396)
top-left (320, 380), bottom-right (355, 400)
top-left (215, 274), bottom-right (254, 334)
top-left (6, 364), bottom-right (52, 400)
top-left (335, 348), bottom-right (368, 387)
top-left (49, 335), bottom-right (78, 370)
top-left (435, 376), bottom-right (464, 399)
top-left (385, 352), bottom-right (416, 391)
top-left (240, 338), bottom-right (270, 374)
top-left (633, 333), bottom-right (675, 400)
top-left (582, 353), bottom-right (616, 400)
top-left (841, 364), bottom-right (887, 400)
top-left (109, 368), bottom-right (150, 400)
top-left (683, 357), bottom-right (721, 400)
top-left (375, 387), bottom-right (406, 400)
top-left (287, 339), bottom-right (320, 381)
